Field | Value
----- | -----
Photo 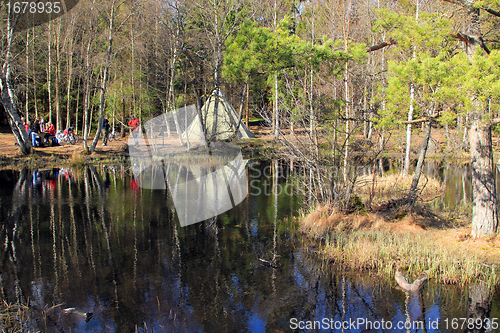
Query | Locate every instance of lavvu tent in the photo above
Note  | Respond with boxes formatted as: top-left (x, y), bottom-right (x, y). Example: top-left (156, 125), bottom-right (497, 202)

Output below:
top-left (182, 89), bottom-right (255, 142)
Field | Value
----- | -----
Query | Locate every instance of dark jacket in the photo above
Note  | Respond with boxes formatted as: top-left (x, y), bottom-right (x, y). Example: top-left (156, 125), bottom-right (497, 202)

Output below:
top-left (31, 120), bottom-right (40, 133)
top-left (102, 118), bottom-right (110, 131)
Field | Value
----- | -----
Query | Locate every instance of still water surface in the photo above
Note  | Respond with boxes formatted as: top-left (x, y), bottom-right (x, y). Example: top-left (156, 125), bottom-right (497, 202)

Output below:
top-left (0, 161), bottom-right (499, 332)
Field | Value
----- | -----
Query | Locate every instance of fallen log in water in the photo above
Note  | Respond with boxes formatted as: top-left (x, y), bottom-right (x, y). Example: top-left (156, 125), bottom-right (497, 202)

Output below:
top-left (395, 269), bottom-right (429, 292)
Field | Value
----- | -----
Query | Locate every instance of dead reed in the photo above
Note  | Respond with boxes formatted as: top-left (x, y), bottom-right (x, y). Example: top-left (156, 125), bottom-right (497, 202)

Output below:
top-left (0, 301), bottom-right (33, 332)
top-left (355, 173), bottom-right (444, 205)
top-left (300, 206), bottom-right (499, 287)
top-left (69, 149), bottom-right (86, 167)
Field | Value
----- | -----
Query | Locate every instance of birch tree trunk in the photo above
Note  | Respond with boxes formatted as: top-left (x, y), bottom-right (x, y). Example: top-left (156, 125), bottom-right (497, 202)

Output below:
top-left (273, 0), bottom-right (279, 139)
top-left (25, 30), bottom-right (29, 120)
top-left (82, 37), bottom-right (93, 150)
top-left (342, 0), bottom-right (352, 184)
top-left (0, 12), bottom-right (31, 154)
top-left (403, 1), bottom-right (419, 177)
top-left (54, 21), bottom-right (62, 130)
top-left (167, 19), bottom-right (184, 146)
top-left (90, 0), bottom-right (117, 152)
top-left (404, 83), bottom-right (415, 176)
top-left (66, 26), bottom-right (74, 130)
top-left (407, 120), bottom-right (432, 204)
top-left (32, 26), bottom-right (38, 119)
top-left (47, 20), bottom-right (52, 122)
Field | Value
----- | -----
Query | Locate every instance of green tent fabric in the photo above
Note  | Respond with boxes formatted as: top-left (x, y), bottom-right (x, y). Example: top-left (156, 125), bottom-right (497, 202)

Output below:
top-left (182, 89), bottom-right (255, 142)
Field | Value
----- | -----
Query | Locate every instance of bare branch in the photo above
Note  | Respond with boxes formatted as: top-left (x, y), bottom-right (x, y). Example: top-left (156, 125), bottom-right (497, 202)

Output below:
top-left (490, 118), bottom-right (500, 126)
top-left (366, 39), bottom-right (397, 52)
top-left (451, 33), bottom-right (490, 54)
top-left (403, 113), bottom-right (441, 124)
top-left (483, 7), bottom-right (500, 18)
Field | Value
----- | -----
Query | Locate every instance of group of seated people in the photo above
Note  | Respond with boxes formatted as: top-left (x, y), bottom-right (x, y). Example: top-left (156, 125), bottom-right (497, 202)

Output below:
top-left (22, 116), bottom-right (57, 147)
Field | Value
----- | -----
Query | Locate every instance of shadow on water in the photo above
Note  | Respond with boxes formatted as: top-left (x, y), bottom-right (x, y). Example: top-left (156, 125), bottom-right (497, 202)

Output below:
top-left (0, 161), bottom-right (498, 332)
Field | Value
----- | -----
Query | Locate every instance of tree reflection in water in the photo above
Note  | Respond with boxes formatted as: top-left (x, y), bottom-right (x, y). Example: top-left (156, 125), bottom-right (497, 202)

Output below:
top-left (0, 163), bottom-right (498, 332)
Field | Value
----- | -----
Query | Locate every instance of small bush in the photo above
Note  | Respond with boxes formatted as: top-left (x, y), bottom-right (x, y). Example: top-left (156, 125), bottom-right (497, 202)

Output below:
top-left (348, 194), bottom-right (366, 212)
top-left (119, 143), bottom-right (129, 152)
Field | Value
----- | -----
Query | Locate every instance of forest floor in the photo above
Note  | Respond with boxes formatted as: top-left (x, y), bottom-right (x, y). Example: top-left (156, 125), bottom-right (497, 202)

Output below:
top-left (0, 124), bottom-right (276, 168)
top-left (0, 129), bottom-right (130, 169)
top-left (1, 125), bottom-right (500, 166)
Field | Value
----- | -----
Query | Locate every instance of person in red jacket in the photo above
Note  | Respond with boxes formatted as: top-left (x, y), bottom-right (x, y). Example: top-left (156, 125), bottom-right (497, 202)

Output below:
top-left (44, 122), bottom-right (56, 145)
top-left (128, 115), bottom-right (140, 146)
top-left (21, 117), bottom-right (30, 134)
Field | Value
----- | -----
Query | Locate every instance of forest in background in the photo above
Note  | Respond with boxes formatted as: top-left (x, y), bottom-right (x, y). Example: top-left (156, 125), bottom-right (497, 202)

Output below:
top-left (1, 0), bottom-right (500, 237)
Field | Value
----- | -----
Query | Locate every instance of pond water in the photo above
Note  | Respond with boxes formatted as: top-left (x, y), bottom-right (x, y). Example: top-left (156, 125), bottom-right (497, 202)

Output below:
top-left (0, 161), bottom-right (499, 332)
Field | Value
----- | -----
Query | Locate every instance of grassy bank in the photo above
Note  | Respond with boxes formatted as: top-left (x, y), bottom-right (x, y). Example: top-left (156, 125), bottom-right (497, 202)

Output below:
top-left (299, 203), bottom-right (500, 288)
top-left (0, 137), bottom-right (273, 170)
top-left (0, 149), bottom-right (130, 170)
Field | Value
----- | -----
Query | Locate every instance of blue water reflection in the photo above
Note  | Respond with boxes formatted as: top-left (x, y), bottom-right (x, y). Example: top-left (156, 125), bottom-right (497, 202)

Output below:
top-left (0, 162), bottom-right (498, 332)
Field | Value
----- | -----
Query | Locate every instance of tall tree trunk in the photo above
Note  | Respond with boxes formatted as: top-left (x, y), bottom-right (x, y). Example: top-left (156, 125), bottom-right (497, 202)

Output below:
top-left (404, 83), bottom-right (415, 176)
top-left (130, 28), bottom-right (136, 117)
top-left (75, 79), bottom-right (80, 133)
top-left (274, 71), bottom-right (279, 139)
top-left (55, 21), bottom-right (62, 130)
top-left (403, 1), bottom-right (419, 177)
top-left (342, 0), bottom-right (351, 184)
top-left (66, 33), bottom-right (74, 130)
top-left (245, 79), bottom-right (249, 127)
top-left (168, 22), bottom-right (184, 146)
top-left (121, 80), bottom-right (126, 138)
top-left (25, 30), bottom-right (29, 120)
top-left (407, 120), bottom-right (432, 204)
top-left (470, 119), bottom-right (498, 236)
top-left (0, 13), bottom-right (31, 154)
top-left (343, 62), bottom-right (349, 184)
top-left (90, 0), bottom-right (117, 152)
top-left (363, 83), bottom-right (368, 138)
top-left (464, 4), bottom-right (498, 237)
top-left (82, 37), bottom-right (92, 150)
top-left (273, 0), bottom-right (279, 139)
top-left (32, 25), bottom-right (38, 119)
top-left (309, 68), bottom-right (318, 156)
top-left (47, 21), bottom-right (52, 122)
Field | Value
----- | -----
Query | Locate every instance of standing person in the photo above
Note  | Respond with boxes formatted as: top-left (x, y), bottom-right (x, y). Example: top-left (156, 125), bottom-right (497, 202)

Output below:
top-left (21, 117), bottom-right (30, 135)
top-left (25, 121), bottom-right (31, 137)
top-left (102, 115), bottom-right (111, 146)
top-left (128, 115), bottom-right (140, 146)
top-left (31, 119), bottom-right (40, 147)
top-left (39, 117), bottom-right (44, 132)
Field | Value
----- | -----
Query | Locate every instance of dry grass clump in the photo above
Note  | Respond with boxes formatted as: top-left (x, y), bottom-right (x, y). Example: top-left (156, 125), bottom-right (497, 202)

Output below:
top-left (69, 149), bottom-right (87, 167)
top-left (300, 205), bottom-right (499, 287)
top-left (300, 205), bottom-right (423, 239)
top-left (0, 301), bottom-right (32, 332)
top-left (355, 173), bottom-right (444, 205)
top-left (319, 231), bottom-right (497, 286)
